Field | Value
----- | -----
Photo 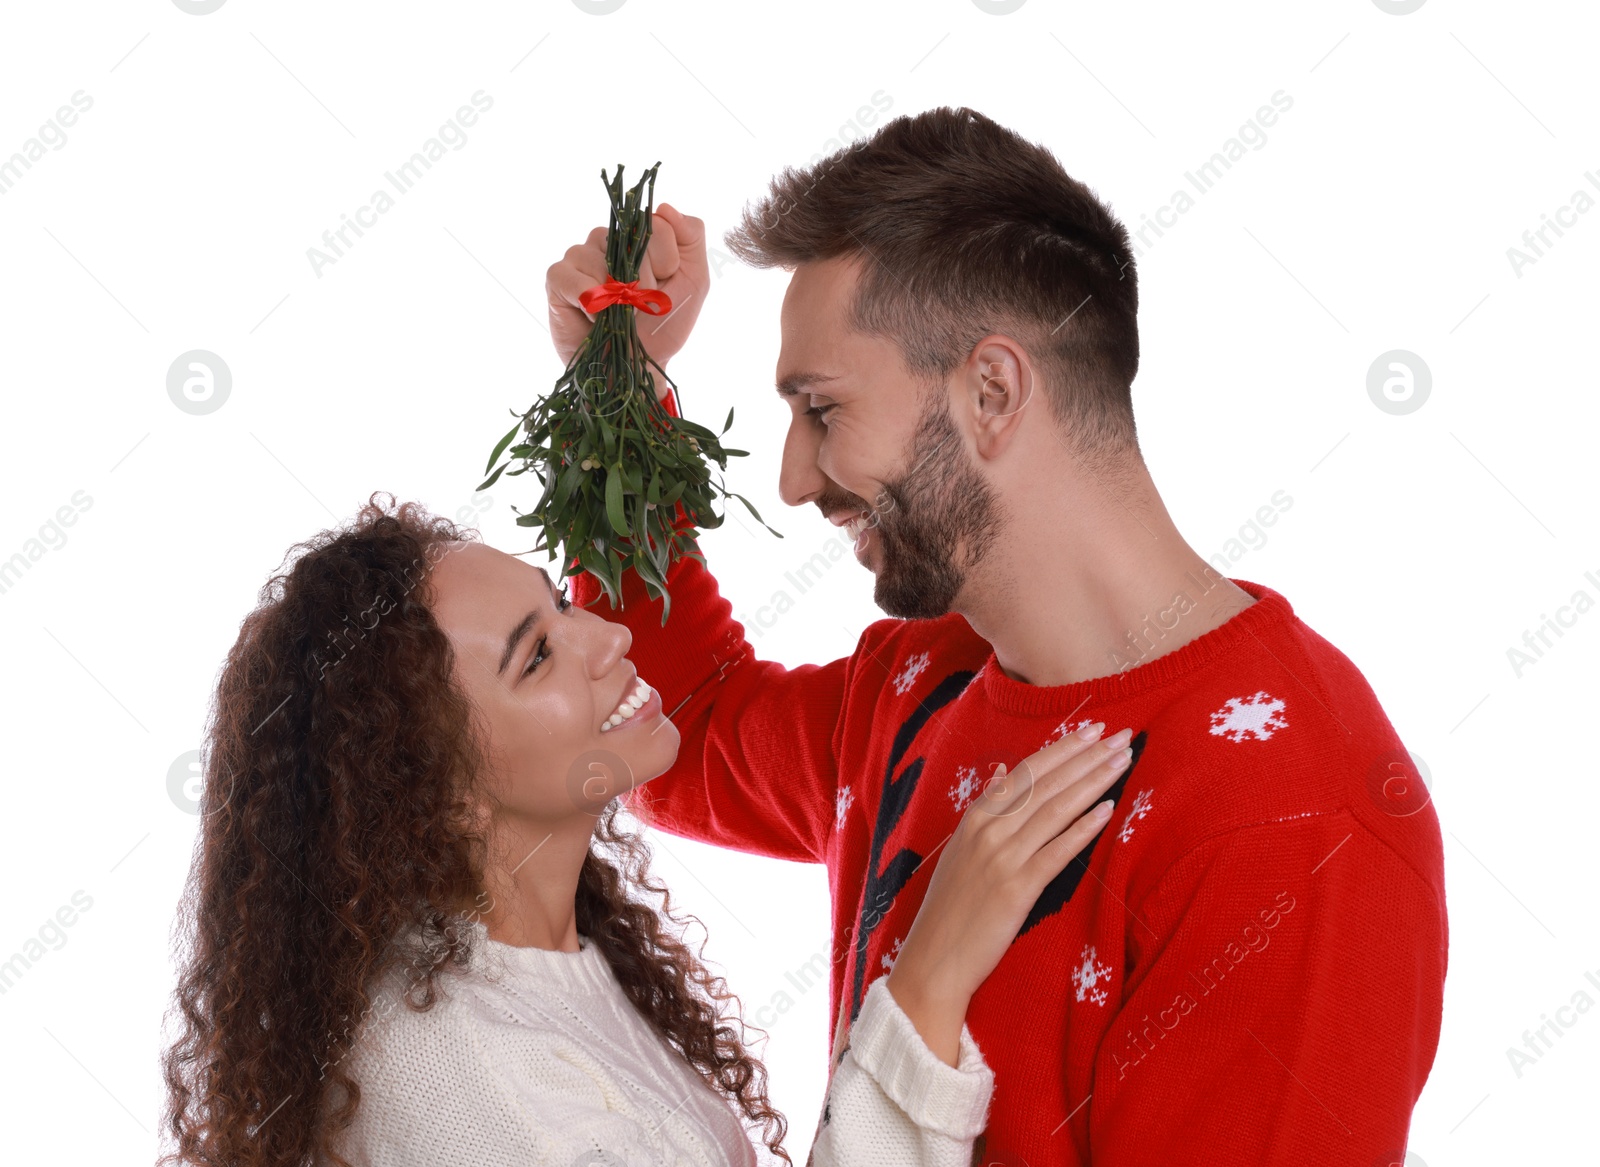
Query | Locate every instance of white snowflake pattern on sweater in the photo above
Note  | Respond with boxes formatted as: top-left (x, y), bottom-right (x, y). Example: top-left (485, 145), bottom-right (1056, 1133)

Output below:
top-left (1071, 944), bottom-right (1114, 1007)
top-left (892, 652), bottom-right (931, 696)
top-left (948, 765), bottom-right (982, 812)
top-left (1208, 690), bottom-right (1289, 742)
top-left (836, 785), bottom-right (855, 832)
top-left (1040, 717), bottom-right (1098, 750)
top-left (1118, 789), bottom-right (1154, 843)
top-left (880, 935), bottom-right (904, 974)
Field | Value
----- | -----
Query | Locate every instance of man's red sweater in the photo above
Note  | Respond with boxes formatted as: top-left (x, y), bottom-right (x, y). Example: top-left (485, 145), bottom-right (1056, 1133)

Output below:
top-left (567, 439), bottom-right (1446, 1167)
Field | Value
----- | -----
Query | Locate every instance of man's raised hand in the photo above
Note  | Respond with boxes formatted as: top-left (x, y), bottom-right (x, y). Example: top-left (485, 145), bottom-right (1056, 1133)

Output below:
top-left (545, 202), bottom-right (709, 393)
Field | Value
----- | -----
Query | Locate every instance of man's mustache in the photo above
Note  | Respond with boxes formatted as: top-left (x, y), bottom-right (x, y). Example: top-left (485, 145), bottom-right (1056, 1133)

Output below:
top-left (816, 491), bottom-right (884, 519)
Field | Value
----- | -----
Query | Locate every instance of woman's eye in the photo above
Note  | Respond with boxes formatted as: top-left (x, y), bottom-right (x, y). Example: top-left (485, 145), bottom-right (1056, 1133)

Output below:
top-left (524, 585), bottom-right (573, 675)
top-left (523, 636), bottom-right (549, 676)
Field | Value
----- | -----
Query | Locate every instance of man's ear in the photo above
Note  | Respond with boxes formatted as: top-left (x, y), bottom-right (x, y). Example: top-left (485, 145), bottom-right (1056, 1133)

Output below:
top-left (966, 337), bottom-right (1035, 460)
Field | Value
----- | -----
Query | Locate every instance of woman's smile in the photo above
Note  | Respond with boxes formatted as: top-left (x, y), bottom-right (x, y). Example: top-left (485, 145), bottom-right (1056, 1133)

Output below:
top-left (600, 676), bottom-right (661, 733)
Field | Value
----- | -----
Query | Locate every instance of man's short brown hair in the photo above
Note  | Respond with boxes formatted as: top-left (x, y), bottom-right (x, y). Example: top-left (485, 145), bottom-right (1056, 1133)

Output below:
top-left (726, 105), bottom-right (1142, 459)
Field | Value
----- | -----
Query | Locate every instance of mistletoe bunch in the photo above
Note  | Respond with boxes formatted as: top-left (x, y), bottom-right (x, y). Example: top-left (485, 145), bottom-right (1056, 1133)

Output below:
top-left (479, 161), bottom-right (779, 624)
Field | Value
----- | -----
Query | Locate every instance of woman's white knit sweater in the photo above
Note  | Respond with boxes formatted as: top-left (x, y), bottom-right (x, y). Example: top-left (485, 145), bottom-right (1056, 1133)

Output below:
top-left (327, 917), bottom-right (993, 1166)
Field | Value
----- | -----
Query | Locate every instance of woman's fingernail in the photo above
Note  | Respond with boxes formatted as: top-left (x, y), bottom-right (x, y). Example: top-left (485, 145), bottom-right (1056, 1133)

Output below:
top-left (1076, 721), bottom-right (1106, 740)
top-left (1108, 746), bottom-right (1133, 768)
top-left (1092, 800), bottom-right (1115, 821)
top-left (1103, 727), bottom-right (1133, 749)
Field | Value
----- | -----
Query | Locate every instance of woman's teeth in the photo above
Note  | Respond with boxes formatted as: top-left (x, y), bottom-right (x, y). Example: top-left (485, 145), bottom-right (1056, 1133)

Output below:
top-left (601, 678), bottom-right (652, 732)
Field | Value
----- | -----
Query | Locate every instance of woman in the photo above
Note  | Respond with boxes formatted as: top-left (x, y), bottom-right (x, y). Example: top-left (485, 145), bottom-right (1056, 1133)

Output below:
top-left (159, 494), bottom-right (1130, 1167)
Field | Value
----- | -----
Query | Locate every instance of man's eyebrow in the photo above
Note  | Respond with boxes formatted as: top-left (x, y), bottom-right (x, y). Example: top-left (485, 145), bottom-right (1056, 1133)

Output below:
top-left (776, 372), bottom-right (839, 398)
top-left (496, 566), bottom-right (558, 678)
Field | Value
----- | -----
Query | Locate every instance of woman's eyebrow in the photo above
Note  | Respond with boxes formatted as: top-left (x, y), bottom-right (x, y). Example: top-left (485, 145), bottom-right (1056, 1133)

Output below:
top-left (496, 569), bottom-right (559, 677)
top-left (497, 610), bottom-right (540, 678)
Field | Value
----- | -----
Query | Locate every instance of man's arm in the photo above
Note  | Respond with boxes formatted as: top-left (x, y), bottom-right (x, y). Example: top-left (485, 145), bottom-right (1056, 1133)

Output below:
top-left (576, 543), bottom-right (853, 864)
top-left (1089, 812), bottom-right (1446, 1165)
top-left (544, 206), bottom-right (849, 855)
top-left (565, 385), bottom-right (856, 863)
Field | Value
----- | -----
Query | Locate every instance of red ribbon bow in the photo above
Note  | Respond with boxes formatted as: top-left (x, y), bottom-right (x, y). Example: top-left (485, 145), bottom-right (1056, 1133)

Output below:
top-left (578, 275), bottom-right (673, 317)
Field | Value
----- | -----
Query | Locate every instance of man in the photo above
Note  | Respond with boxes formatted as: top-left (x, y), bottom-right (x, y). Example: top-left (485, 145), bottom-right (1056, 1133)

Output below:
top-left (546, 106), bottom-right (1445, 1165)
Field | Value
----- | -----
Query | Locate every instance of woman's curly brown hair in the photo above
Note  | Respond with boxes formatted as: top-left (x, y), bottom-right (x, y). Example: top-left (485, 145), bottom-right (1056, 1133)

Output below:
top-left (158, 491), bottom-right (790, 1167)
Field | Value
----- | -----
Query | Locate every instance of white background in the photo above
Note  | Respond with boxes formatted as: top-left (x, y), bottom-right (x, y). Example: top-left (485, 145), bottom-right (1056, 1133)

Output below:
top-left (1, 1), bottom-right (1595, 1162)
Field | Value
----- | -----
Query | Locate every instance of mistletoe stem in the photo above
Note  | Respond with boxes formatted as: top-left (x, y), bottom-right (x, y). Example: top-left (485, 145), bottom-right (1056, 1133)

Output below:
top-left (479, 161), bottom-right (781, 626)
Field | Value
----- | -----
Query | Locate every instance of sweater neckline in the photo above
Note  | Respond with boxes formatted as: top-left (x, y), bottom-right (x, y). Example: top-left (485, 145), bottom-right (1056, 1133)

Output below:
top-left (976, 578), bottom-right (1291, 716)
top-left (458, 916), bottom-right (617, 997)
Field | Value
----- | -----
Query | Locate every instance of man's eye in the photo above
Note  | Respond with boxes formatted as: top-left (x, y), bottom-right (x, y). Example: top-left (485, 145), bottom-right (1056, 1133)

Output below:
top-left (806, 404), bottom-right (837, 423)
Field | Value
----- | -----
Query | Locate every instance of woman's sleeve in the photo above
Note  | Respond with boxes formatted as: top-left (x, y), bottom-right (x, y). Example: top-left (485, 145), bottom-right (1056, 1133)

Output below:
top-left (807, 975), bottom-right (995, 1167)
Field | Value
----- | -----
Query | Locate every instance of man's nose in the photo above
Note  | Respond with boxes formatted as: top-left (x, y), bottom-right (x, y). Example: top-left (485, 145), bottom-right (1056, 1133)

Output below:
top-left (777, 417), bottom-right (829, 508)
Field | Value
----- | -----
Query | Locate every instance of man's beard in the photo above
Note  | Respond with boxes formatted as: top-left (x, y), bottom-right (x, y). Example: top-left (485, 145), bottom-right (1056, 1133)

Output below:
top-left (842, 390), bottom-right (1004, 621)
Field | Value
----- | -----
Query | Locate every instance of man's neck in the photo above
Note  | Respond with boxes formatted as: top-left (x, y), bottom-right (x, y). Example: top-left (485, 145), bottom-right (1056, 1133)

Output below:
top-left (959, 467), bottom-right (1256, 689)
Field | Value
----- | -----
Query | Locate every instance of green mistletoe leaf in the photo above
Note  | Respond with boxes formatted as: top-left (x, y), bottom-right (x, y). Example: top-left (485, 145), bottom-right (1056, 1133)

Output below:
top-left (605, 466), bottom-right (627, 536)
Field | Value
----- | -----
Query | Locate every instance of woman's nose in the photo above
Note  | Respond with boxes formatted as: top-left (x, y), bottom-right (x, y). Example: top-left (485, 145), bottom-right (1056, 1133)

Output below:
top-left (585, 611), bottom-right (631, 679)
